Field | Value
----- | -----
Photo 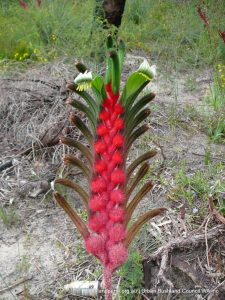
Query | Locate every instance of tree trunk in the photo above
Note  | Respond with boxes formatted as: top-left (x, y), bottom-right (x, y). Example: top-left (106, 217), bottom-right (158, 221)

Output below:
top-left (94, 0), bottom-right (126, 29)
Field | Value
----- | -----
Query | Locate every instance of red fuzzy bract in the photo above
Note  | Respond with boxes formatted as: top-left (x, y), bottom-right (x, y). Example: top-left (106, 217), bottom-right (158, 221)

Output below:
top-left (112, 134), bottom-right (124, 147)
top-left (111, 169), bottom-right (126, 184)
top-left (89, 195), bottom-right (106, 211)
top-left (114, 118), bottom-right (124, 129)
top-left (112, 151), bottom-right (123, 164)
top-left (85, 235), bottom-right (105, 255)
top-left (97, 124), bottom-right (108, 136)
top-left (114, 103), bottom-right (124, 114)
top-left (91, 178), bottom-right (106, 193)
top-left (109, 208), bottom-right (125, 222)
top-left (99, 110), bottom-right (110, 121)
top-left (94, 140), bottom-right (106, 153)
top-left (108, 243), bottom-right (128, 270)
top-left (109, 224), bottom-right (126, 242)
top-left (110, 189), bottom-right (125, 204)
top-left (88, 212), bottom-right (108, 232)
top-left (95, 160), bottom-right (107, 173)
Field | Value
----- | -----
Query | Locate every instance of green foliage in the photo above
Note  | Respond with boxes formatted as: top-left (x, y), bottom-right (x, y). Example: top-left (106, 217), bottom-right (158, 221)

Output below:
top-left (0, 206), bottom-right (18, 228)
top-left (117, 251), bottom-right (144, 300)
top-left (168, 163), bottom-right (225, 215)
top-left (203, 66), bottom-right (225, 143)
top-left (0, 0), bottom-right (224, 68)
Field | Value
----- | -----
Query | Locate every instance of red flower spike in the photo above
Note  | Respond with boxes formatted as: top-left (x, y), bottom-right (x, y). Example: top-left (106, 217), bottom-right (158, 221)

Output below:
top-left (19, 0), bottom-right (29, 9)
top-left (112, 151), bottom-right (123, 164)
top-left (91, 178), bottom-right (106, 193)
top-left (110, 189), bottom-right (125, 204)
top-left (109, 208), bottom-right (125, 222)
top-left (109, 224), bottom-right (126, 242)
top-left (112, 134), bottom-right (124, 147)
top-left (88, 212), bottom-right (108, 232)
top-left (85, 235), bottom-right (105, 255)
top-left (95, 160), bottom-right (107, 173)
top-left (108, 243), bottom-right (128, 270)
top-left (97, 124), bottom-right (108, 136)
top-left (114, 118), bottom-right (124, 130)
top-left (89, 195), bottom-right (107, 211)
top-left (94, 140), bottom-right (106, 153)
top-left (99, 110), bottom-right (110, 121)
top-left (114, 103), bottom-right (124, 114)
top-left (111, 169), bottom-right (126, 184)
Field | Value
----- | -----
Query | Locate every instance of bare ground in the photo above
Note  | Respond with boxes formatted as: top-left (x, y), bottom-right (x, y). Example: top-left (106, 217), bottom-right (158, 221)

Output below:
top-left (0, 54), bottom-right (224, 300)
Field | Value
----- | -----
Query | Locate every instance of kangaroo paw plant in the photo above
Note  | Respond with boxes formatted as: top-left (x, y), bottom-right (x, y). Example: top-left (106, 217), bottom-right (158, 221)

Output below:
top-left (53, 36), bottom-right (166, 300)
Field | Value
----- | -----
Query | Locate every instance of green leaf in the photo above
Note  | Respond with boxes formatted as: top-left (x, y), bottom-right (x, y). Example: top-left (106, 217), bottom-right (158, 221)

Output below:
top-left (91, 75), bottom-right (104, 105)
top-left (55, 179), bottom-right (89, 209)
top-left (124, 208), bottom-right (167, 247)
top-left (125, 93), bottom-right (155, 122)
top-left (126, 163), bottom-right (149, 198)
top-left (70, 113), bottom-right (94, 145)
top-left (53, 192), bottom-right (89, 239)
top-left (125, 124), bottom-right (149, 154)
top-left (125, 181), bottom-right (154, 226)
top-left (109, 50), bottom-right (120, 94)
top-left (63, 154), bottom-right (90, 179)
top-left (60, 136), bottom-right (93, 166)
top-left (120, 81), bottom-right (149, 108)
top-left (66, 98), bottom-right (96, 130)
top-left (125, 108), bottom-right (151, 135)
top-left (126, 150), bottom-right (157, 178)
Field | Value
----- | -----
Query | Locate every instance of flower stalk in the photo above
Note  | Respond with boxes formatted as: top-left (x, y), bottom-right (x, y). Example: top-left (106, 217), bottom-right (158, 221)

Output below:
top-left (54, 36), bottom-right (166, 300)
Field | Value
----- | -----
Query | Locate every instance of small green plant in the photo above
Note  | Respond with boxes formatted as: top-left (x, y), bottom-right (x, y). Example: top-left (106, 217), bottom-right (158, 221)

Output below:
top-left (116, 251), bottom-right (144, 300)
top-left (0, 206), bottom-right (18, 228)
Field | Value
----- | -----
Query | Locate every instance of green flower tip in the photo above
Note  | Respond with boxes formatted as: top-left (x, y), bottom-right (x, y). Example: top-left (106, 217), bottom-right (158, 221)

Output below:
top-left (138, 59), bottom-right (156, 80)
top-left (74, 71), bottom-right (93, 91)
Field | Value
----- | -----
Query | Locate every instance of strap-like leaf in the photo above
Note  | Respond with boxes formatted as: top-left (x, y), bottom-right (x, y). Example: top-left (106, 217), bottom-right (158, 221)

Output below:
top-left (126, 150), bottom-right (157, 178)
top-left (55, 178), bottom-right (89, 209)
top-left (125, 108), bottom-right (151, 135)
top-left (125, 124), bottom-right (149, 154)
top-left (91, 75), bottom-right (104, 105)
top-left (125, 181), bottom-right (154, 226)
top-left (126, 163), bottom-right (149, 198)
top-left (120, 81), bottom-right (149, 107)
top-left (117, 38), bottom-right (125, 74)
top-left (63, 154), bottom-right (90, 179)
top-left (66, 82), bottom-right (98, 117)
top-left (125, 93), bottom-right (155, 122)
top-left (53, 192), bottom-right (89, 239)
top-left (109, 50), bottom-right (120, 94)
top-left (60, 136), bottom-right (93, 166)
top-left (66, 98), bottom-right (96, 129)
top-left (70, 113), bottom-right (94, 145)
top-left (123, 208), bottom-right (167, 247)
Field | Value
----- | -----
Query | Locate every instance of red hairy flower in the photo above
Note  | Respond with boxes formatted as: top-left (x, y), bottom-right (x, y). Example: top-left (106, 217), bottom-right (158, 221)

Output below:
top-left (112, 151), bottom-right (123, 164)
top-left (114, 103), bottom-right (124, 114)
top-left (111, 169), bottom-right (126, 184)
top-left (109, 208), bottom-right (125, 222)
top-left (99, 109), bottom-right (110, 121)
top-left (94, 140), bottom-right (106, 153)
top-left (108, 243), bottom-right (128, 270)
top-left (112, 134), bottom-right (124, 147)
top-left (97, 124), bottom-right (108, 136)
top-left (110, 189), bottom-right (125, 204)
top-left (85, 235), bottom-right (105, 255)
top-left (91, 178), bottom-right (106, 193)
top-left (89, 195), bottom-right (107, 211)
top-left (114, 118), bottom-right (124, 129)
top-left (109, 224), bottom-right (126, 242)
top-left (88, 212), bottom-right (108, 232)
top-left (95, 160), bottom-right (107, 173)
